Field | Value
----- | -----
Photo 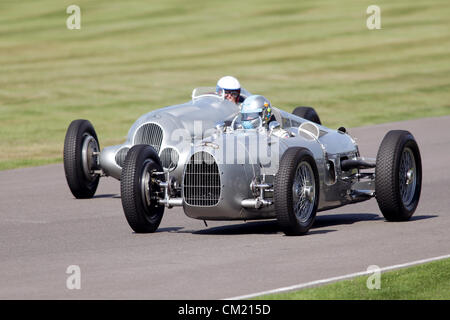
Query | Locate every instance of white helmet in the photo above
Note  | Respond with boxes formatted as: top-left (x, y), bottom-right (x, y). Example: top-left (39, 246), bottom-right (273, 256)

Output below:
top-left (216, 76), bottom-right (241, 103)
top-left (217, 76), bottom-right (240, 91)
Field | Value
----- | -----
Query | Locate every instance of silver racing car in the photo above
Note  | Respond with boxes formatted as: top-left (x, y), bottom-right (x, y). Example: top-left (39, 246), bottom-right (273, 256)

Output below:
top-left (64, 87), bottom-right (422, 236)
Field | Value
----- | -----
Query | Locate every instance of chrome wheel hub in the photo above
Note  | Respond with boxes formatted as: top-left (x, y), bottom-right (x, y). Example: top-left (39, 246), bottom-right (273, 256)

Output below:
top-left (303, 186), bottom-right (313, 202)
top-left (399, 147), bottom-right (417, 208)
top-left (141, 160), bottom-right (153, 208)
top-left (81, 133), bottom-right (99, 181)
top-left (406, 169), bottom-right (414, 185)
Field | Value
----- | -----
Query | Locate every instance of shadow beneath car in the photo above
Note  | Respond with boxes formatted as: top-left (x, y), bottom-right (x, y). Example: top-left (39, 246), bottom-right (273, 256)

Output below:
top-left (132, 227), bottom-right (184, 234)
top-left (92, 193), bottom-right (120, 199)
top-left (313, 213), bottom-right (437, 228)
top-left (298, 229), bottom-right (337, 236)
top-left (133, 214), bottom-right (437, 236)
top-left (312, 213), bottom-right (382, 228)
top-left (155, 227), bottom-right (185, 233)
top-left (408, 215), bottom-right (438, 221)
top-left (190, 220), bottom-right (336, 236)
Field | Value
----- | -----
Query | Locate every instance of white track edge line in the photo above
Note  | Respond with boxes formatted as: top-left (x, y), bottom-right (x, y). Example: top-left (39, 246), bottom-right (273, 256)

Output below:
top-left (224, 254), bottom-right (450, 300)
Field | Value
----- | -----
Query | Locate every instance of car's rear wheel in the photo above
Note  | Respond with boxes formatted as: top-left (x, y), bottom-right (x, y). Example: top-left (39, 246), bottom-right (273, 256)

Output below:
top-left (274, 147), bottom-right (320, 235)
top-left (63, 119), bottom-right (100, 199)
top-left (292, 106), bottom-right (322, 125)
top-left (375, 130), bottom-right (422, 221)
top-left (120, 144), bottom-right (165, 233)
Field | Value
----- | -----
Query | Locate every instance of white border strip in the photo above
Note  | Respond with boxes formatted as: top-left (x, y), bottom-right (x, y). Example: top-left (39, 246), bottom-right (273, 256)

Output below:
top-left (225, 254), bottom-right (450, 300)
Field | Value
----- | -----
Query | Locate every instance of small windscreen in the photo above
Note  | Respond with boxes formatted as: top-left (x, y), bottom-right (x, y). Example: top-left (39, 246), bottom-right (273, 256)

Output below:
top-left (192, 87), bottom-right (224, 100)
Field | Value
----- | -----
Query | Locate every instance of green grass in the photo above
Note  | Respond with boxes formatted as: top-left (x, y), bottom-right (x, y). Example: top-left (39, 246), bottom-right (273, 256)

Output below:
top-left (255, 258), bottom-right (450, 299)
top-left (1, 0), bottom-right (450, 170)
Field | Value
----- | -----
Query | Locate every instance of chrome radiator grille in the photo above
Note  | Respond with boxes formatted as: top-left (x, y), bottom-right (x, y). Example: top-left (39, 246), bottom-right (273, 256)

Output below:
top-left (133, 123), bottom-right (163, 153)
top-left (183, 152), bottom-right (221, 206)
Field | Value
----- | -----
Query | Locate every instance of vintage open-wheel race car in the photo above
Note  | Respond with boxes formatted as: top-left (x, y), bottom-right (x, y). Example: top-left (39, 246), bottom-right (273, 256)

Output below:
top-left (63, 87), bottom-right (422, 235)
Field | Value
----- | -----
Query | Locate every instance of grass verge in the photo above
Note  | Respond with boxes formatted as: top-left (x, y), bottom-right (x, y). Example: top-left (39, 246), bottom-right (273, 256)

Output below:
top-left (255, 258), bottom-right (450, 299)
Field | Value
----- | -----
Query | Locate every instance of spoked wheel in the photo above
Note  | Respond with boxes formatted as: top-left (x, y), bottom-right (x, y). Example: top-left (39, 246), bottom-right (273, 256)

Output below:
top-left (63, 119), bottom-right (101, 199)
top-left (274, 147), bottom-right (320, 235)
top-left (292, 161), bottom-right (316, 224)
top-left (120, 144), bottom-right (165, 233)
top-left (375, 130), bottom-right (422, 221)
top-left (399, 148), bottom-right (418, 209)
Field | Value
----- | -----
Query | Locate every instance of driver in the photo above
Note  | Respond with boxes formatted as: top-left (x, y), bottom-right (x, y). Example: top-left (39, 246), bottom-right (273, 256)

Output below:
top-left (216, 76), bottom-right (241, 104)
top-left (240, 95), bottom-right (266, 129)
top-left (240, 95), bottom-right (290, 138)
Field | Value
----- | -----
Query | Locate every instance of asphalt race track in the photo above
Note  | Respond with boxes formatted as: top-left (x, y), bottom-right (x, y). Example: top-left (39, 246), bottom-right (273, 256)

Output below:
top-left (0, 116), bottom-right (449, 299)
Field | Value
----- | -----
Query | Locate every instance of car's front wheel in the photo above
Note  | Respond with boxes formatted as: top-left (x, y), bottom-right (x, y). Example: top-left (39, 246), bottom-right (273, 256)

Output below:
top-left (274, 147), bottom-right (320, 235)
top-left (375, 130), bottom-right (422, 221)
top-left (120, 144), bottom-right (165, 233)
top-left (63, 119), bottom-right (100, 199)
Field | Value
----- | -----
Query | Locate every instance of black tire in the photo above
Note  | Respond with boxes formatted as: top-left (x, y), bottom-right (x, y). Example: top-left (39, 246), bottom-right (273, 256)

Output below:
top-left (375, 130), bottom-right (422, 221)
top-left (63, 119), bottom-right (100, 199)
top-left (292, 106), bottom-right (322, 125)
top-left (274, 147), bottom-right (320, 235)
top-left (120, 144), bottom-right (165, 233)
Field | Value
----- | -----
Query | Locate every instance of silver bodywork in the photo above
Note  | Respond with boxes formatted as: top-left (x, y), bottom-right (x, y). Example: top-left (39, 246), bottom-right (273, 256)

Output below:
top-left (98, 88), bottom-right (251, 181)
top-left (98, 87), bottom-right (375, 221)
top-left (178, 113), bottom-right (370, 220)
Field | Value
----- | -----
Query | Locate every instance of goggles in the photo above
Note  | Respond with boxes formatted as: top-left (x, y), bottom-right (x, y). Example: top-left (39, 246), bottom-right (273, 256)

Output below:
top-left (217, 86), bottom-right (240, 97)
top-left (241, 112), bottom-right (261, 121)
top-left (224, 89), bottom-right (240, 98)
